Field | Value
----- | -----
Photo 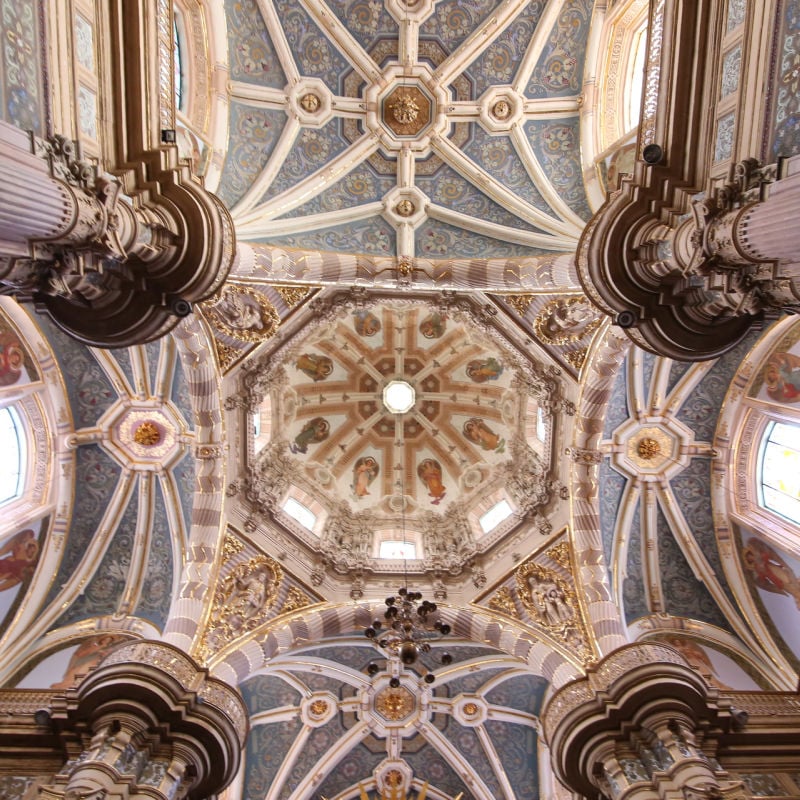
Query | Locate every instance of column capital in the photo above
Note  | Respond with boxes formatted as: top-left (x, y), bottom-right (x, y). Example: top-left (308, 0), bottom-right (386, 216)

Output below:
top-left (542, 643), bottom-right (736, 798)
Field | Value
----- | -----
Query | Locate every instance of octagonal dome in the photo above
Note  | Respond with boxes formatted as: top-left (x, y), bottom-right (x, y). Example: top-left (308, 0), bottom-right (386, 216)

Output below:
top-left (243, 296), bottom-right (557, 578)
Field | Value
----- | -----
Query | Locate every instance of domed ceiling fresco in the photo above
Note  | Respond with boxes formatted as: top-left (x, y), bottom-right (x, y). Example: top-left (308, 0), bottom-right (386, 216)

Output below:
top-left (241, 294), bottom-right (561, 582)
top-left (216, 0), bottom-right (593, 260)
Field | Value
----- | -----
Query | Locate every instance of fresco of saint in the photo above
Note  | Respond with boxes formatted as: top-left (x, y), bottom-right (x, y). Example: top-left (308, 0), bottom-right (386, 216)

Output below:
top-left (419, 311), bottom-right (446, 339)
top-left (0, 332), bottom-right (25, 386)
top-left (763, 351), bottom-right (800, 402)
top-left (296, 353), bottom-right (334, 382)
top-left (352, 456), bottom-right (379, 498)
top-left (463, 418), bottom-right (505, 453)
top-left (353, 309), bottom-right (381, 336)
top-left (417, 458), bottom-right (446, 504)
top-left (0, 529), bottom-right (39, 592)
top-left (290, 417), bottom-right (330, 454)
top-left (742, 536), bottom-right (800, 609)
top-left (466, 357), bottom-right (504, 383)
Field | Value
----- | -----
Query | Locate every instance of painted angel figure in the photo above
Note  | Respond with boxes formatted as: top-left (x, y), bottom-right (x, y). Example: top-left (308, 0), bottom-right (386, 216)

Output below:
top-left (352, 456), bottom-right (379, 498)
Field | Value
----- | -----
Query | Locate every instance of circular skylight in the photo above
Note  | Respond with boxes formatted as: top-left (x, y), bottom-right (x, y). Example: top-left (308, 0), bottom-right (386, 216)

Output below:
top-left (383, 380), bottom-right (415, 414)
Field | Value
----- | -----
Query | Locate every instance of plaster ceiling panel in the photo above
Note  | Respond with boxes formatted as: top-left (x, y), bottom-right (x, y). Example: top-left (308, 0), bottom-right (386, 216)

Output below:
top-left (655, 503), bottom-right (730, 631)
top-left (223, 0), bottom-right (593, 259)
top-left (461, 127), bottom-right (549, 212)
top-left (413, 219), bottom-right (549, 259)
top-left (225, 0), bottom-right (288, 87)
top-left (53, 481), bottom-right (140, 629)
top-left (525, 0), bottom-right (593, 98)
top-left (217, 105), bottom-right (288, 207)
top-left (275, 163), bottom-right (397, 218)
top-left (413, 164), bottom-right (542, 232)
top-left (256, 216), bottom-right (398, 256)
top-left (524, 118), bottom-right (591, 220)
top-left (43, 445), bottom-right (121, 610)
top-left (258, 120), bottom-right (353, 207)
top-left (464, 3), bottom-right (545, 95)
top-left (418, 0), bottom-right (503, 54)
top-left (281, 302), bottom-right (518, 513)
top-left (327, 0), bottom-right (398, 54)
top-left (275, 0), bottom-right (352, 88)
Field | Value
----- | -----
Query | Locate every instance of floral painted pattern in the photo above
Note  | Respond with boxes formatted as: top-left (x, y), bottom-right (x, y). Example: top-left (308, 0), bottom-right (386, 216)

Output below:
top-left (217, 104), bottom-right (286, 206)
top-left (274, 0), bottom-right (349, 88)
top-left (771, 0), bottom-right (800, 158)
top-left (467, 2), bottom-right (544, 95)
top-left (262, 216), bottom-right (395, 256)
top-left (225, 0), bottom-right (286, 86)
top-left (1, 0), bottom-right (44, 132)
top-left (526, 0), bottom-right (592, 98)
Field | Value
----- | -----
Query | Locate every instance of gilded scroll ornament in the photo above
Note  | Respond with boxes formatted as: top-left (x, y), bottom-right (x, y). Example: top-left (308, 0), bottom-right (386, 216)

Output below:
top-left (488, 586), bottom-right (520, 619)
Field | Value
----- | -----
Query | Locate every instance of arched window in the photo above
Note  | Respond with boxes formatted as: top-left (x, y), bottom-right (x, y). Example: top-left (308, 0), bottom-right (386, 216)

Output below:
top-left (758, 421), bottom-right (800, 524)
top-left (0, 406), bottom-right (26, 506)
top-left (173, 9), bottom-right (186, 112)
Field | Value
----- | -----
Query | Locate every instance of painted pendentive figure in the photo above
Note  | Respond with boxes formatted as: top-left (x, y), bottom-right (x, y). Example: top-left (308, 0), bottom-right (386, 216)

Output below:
top-left (417, 458), bottom-right (446, 504)
top-left (291, 417), bottom-right (330, 454)
top-left (419, 311), bottom-right (446, 339)
top-left (466, 357), bottom-right (503, 383)
top-left (353, 309), bottom-right (381, 336)
top-left (463, 418), bottom-right (505, 453)
top-left (296, 352), bottom-right (334, 382)
top-left (352, 456), bottom-right (379, 497)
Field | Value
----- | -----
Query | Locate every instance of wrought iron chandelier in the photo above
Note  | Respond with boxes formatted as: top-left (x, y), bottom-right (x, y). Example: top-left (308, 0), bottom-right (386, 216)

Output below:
top-left (365, 586), bottom-right (452, 683)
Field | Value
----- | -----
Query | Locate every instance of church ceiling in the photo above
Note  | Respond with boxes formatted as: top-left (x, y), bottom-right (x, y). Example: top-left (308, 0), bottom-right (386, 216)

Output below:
top-left (239, 293), bottom-right (563, 581)
top-left (595, 329), bottom-right (791, 689)
top-left (240, 638), bottom-right (545, 800)
top-left (217, 0), bottom-right (594, 260)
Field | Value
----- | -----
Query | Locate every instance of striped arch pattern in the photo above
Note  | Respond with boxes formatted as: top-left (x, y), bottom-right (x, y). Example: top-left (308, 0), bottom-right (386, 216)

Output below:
top-left (210, 601), bottom-right (585, 690)
top-left (570, 325), bottom-right (630, 656)
top-left (233, 242), bottom-right (580, 292)
top-left (163, 316), bottom-right (227, 653)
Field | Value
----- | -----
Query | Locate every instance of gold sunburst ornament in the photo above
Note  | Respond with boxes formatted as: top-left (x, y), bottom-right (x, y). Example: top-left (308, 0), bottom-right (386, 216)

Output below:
top-left (133, 421), bottom-right (161, 446)
top-left (389, 93), bottom-right (420, 125)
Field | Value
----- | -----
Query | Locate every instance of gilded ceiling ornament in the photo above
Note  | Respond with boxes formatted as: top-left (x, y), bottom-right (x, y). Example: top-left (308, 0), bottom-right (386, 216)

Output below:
top-left (282, 585), bottom-right (312, 614)
top-left (300, 93), bottom-right (321, 113)
top-left (222, 534), bottom-right (245, 562)
top-left (202, 284), bottom-right (280, 342)
top-left (564, 347), bottom-right (589, 371)
top-left (201, 555), bottom-right (283, 657)
top-left (625, 426), bottom-right (672, 469)
top-left (133, 421), bottom-right (161, 446)
top-left (215, 340), bottom-right (241, 371)
top-left (492, 99), bottom-right (512, 120)
top-left (274, 284), bottom-right (311, 307)
top-left (636, 436), bottom-right (662, 460)
top-left (384, 771), bottom-right (403, 788)
top-left (389, 93), bottom-right (420, 125)
top-left (463, 702), bottom-right (480, 717)
top-left (374, 686), bottom-right (415, 720)
top-left (533, 296), bottom-right (602, 346)
top-left (547, 541), bottom-right (571, 571)
top-left (505, 294), bottom-right (535, 316)
top-left (516, 561), bottom-right (576, 628)
top-left (309, 699), bottom-right (329, 717)
top-left (395, 199), bottom-right (416, 217)
top-left (488, 586), bottom-right (520, 619)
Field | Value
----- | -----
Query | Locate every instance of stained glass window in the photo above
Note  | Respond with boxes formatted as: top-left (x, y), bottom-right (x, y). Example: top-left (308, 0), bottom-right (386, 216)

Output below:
top-left (759, 421), bottom-right (800, 524)
top-left (0, 407), bottom-right (25, 505)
